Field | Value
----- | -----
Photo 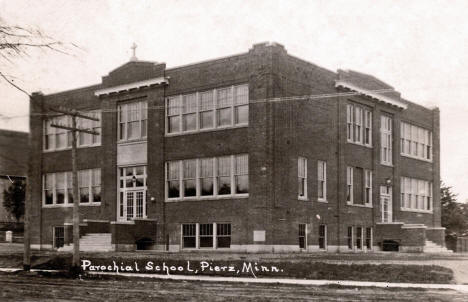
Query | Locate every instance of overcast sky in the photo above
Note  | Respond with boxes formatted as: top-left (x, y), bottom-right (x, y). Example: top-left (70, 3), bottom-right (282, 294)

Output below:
top-left (0, 0), bottom-right (467, 203)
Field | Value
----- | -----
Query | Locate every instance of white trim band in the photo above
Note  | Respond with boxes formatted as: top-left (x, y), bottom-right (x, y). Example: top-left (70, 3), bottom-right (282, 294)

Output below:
top-left (95, 77), bottom-right (169, 96)
top-left (335, 80), bottom-right (407, 109)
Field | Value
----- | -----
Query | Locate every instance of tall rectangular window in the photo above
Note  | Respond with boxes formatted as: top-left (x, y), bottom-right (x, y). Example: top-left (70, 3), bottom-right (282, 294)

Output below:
top-left (200, 91), bottom-right (214, 129)
top-left (55, 172), bottom-right (66, 204)
top-left (298, 224), bottom-right (306, 249)
top-left (183, 160), bottom-right (197, 197)
top-left (346, 167), bottom-right (353, 203)
top-left (366, 227), bottom-right (373, 250)
top-left (318, 224), bottom-right (327, 249)
top-left (44, 174), bottom-right (54, 205)
top-left (381, 115), bottom-right (392, 165)
top-left (347, 103), bottom-right (372, 147)
top-left (217, 156), bottom-right (231, 195)
top-left (400, 176), bottom-right (432, 211)
top-left (234, 85), bottom-right (249, 124)
top-left (400, 122), bottom-right (432, 161)
top-left (364, 170), bottom-right (372, 205)
top-left (167, 161), bottom-right (180, 198)
top-left (166, 84), bottom-right (248, 135)
top-left (298, 157), bottom-right (307, 199)
top-left (78, 111), bottom-right (101, 147)
top-left (182, 94), bottom-right (197, 131)
top-left (54, 226), bottom-right (65, 249)
top-left (317, 161), bottom-right (326, 201)
top-left (167, 97), bottom-right (181, 133)
top-left (118, 101), bottom-right (147, 141)
top-left (199, 223), bottom-right (213, 248)
top-left (216, 223), bottom-right (231, 248)
top-left (182, 224), bottom-right (196, 248)
top-left (235, 154), bottom-right (249, 194)
top-left (347, 226), bottom-right (353, 250)
top-left (356, 226), bottom-right (363, 250)
top-left (200, 158), bottom-right (214, 196)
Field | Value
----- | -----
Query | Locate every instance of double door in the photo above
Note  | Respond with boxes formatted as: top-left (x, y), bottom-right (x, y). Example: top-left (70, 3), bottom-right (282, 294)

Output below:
top-left (119, 189), bottom-right (146, 221)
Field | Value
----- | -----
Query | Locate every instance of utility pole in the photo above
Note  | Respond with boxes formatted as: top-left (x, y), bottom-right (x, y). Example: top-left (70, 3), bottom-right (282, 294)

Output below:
top-left (49, 107), bottom-right (99, 274)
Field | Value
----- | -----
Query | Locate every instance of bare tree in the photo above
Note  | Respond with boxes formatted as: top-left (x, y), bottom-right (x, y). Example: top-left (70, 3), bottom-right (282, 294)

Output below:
top-left (0, 19), bottom-right (78, 95)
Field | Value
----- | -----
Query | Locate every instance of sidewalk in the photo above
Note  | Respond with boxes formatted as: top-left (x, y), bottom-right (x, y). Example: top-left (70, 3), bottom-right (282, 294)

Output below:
top-left (1, 267), bottom-right (467, 294)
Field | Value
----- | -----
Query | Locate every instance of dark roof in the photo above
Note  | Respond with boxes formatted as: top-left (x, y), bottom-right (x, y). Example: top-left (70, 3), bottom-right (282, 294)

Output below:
top-left (0, 129), bottom-right (28, 177)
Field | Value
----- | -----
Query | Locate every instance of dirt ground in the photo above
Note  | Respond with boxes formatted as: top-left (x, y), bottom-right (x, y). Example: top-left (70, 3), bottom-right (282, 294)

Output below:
top-left (0, 272), bottom-right (466, 302)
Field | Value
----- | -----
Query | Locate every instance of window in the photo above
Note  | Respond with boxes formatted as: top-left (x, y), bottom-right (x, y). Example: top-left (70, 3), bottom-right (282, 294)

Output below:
top-left (400, 122), bottom-right (432, 161)
top-left (235, 154), bottom-right (249, 194)
top-left (347, 166), bottom-right (372, 206)
top-left (183, 160), bottom-right (197, 197)
top-left (54, 226), bottom-right (65, 249)
top-left (318, 224), bottom-right (327, 249)
top-left (182, 224), bottom-right (196, 248)
top-left (78, 111), bottom-right (101, 147)
top-left (166, 84), bottom-right (248, 135)
top-left (118, 166), bottom-right (147, 220)
top-left (182, 223), bottom-right (232, 249)
top-left (216, 223), bottom-right (231, 248)
top-left (166, 155), bottom-right (248, 200)
top-left (298, 224), bottom-right (306, 249)
top-left (347, 226), bottom-right (353, 250)
top-left (43, 112), bottom-right (101, 151)
top-left (200, 91), bottom-right (214, 129)
top-left (364, 170), bottom-right (372, 205)
top-left (346, 167), bottom-right (353, 203)
top-left (118, 101), bottom-right (147, 141)
top-left (347, 103), bottom-right (372, 146)
top-left (199, 223), bottom-right (214, 248)
top-left (317, 161), bottom-right (326, 201)
top-left (381, 115), bottom-right (392, 165)
top-left (42, 169), bottom-right (101, 206)
top-left (200, 158), bottom-right (214, 196)
top-left (356, 226), bottom-right (363, 250)
top-left (365, 227), bottom-right (373, 250)
top-left (298, 157), bottom-right (307, 199)
top-left (400, 177), bottom-right (432, 212)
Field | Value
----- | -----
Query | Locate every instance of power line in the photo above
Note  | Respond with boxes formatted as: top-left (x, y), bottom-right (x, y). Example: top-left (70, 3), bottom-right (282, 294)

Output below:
top-left (0, 88), bottom-right (397, 120)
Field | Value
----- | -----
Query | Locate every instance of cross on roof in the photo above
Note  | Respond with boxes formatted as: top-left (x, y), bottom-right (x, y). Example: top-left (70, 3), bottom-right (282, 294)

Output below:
top-left (130, 42), bottom-right (137, 61)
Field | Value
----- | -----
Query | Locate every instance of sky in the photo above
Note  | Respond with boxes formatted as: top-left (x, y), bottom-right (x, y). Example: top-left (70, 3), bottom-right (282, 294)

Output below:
top-left (0, 0), bottom-right (467, 203)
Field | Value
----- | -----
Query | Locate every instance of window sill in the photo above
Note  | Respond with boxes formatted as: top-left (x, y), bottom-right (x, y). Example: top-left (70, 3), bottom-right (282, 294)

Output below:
top-left (381, 162), bottom-right (393, 167)
top-left (43, 144), bottom-right (101, 153)
top-left (400, 208), bottom-right (433, 214)
top-left (166, 194), bottom-right (248, 202)
top-left (165, 124), bottom-right (248, 137)
top-left (317, 199), bottom-right (328, 203)
top-left (346, 141), bottom-right (373, 149)
top-left (346, 202), bottom-right (373, 208)
top-left (117, 138), bottom-right (147, 145)
top-left (298, 196), bottom-right (309, 201)
top-left (400, 154), bottom-right (432, 163)
top-left (42, 202), bottom-right (102, 208)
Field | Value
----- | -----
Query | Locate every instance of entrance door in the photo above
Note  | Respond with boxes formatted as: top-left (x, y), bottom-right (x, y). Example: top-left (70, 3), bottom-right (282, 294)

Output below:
top-left (380, 186), bottom-right (392, 223)
top-left (120, 189), bottom-right (146, 221)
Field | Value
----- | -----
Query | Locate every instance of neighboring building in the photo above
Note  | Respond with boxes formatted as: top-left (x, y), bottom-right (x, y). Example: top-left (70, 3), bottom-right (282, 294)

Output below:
top-left (28, 42), bottom-right (445, 252)
top-left (0, 129), bottom-right (28, 223)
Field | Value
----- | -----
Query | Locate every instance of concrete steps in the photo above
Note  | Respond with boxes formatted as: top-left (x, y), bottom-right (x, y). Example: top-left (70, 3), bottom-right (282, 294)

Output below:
top-left (424, 239), bottom-right (453, 254)
top-left (58, 233), bottom-right (114, 252)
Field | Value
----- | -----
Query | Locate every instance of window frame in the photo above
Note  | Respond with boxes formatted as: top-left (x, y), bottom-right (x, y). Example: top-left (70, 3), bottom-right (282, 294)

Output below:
top-left (317, 160), bottom-right (327, 202)
top-left (43, 111), bottom-right (101, 152)
top-left (166, 155), bottom-right (249, 201)
top-left (381, 115), bottom-right (393, 166)
top-left (346, 103), bottom-right (372, 147)
top-left (118, 101), bottom-right (148, 142)
top-left (346, 166), bottom-right (353, 204)
top-left (165, 84), bottom-right (249, 136)
top-left (298, 223), bottom-right (307, 249)
top-left (400, 121), bottom-right (432, 162)
top-left (400, 176), bottom-right (433, 213)
top-left (318, 224), bottom-right (327, 250)
top-left (181, 223), bottom-right (232, 250)
top-left (365, 227), bottom-right (373, 250)
top-left (298, 157), bottom-right (308, 200)
top-left (42, 169), bottom-right (101, 207)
